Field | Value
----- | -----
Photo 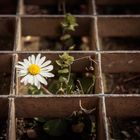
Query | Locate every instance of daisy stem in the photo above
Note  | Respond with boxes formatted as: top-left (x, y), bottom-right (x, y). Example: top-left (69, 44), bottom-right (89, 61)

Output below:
top-left (41, 86), bottom-right (53, 95)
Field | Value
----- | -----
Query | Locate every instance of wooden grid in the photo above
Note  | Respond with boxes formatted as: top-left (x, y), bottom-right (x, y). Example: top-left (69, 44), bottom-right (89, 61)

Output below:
top-left (0, 0), bottom-right (140, 140)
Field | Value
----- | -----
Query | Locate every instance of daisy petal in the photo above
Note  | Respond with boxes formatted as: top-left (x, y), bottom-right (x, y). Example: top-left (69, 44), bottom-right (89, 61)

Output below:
top-left (16, 65), bottom-right (25, 70)
top-left (23, 59), bottom-right (31, 67)
top-left (28, 56), bottom-right (31, 63)
top-left (40, 72), bottom-right (54, 77)
top-left (18, 70), bottom-right (28, 77)
top-left (35, 54), bottom-right (41, 64)
top-left (37, 82), bottom-right (41, 89)
top-left (40, 60), bottom-right (51, 68)
top-left (46, 73), bottom-right (55, 77)
top-left (18, 73), bottom-right (27, 77)
top-left (41, 65), bottom-right (53, 72)
top-left (20, 70), bottom-right (27, 74)
top-left (34, 76), bottom-right (38, 87)
top-left (38, 56), bottom-right (46, 66)
top-left (31, 55), bottom-right (35, 64)
top-left (18, 61), bottom-right (26, 67)
top-left (34, 76), bottom-right (41, 89)
top-left (20, 75), bottom-right (29, 85)
top-left (28, 75), bottom-right (34, 85)
top-left (36, 74), bottom-right (48, 85)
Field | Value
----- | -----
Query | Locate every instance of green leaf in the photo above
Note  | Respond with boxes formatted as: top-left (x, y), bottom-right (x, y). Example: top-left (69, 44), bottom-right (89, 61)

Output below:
top-left (58, 68), bottom-right (69, 74)
top-left (59, 76), bottom-right (68, 83)
top-left (60, 34), bottom-right (71, 41)
top-left (56, 60), bottom-right (62, 66)
top-left (43, 119), bottom-right (68, 136)
top-left (61, 13), bottom-right (78, 31)
top-left (69, 45), bottom-right (75, 50)
top-left (77, 74), bottom-right (95, 94)
top-left (56, 53), bottom-right (74, 67)
top-left (28, 85), bottom-right (45, 95)
top-left (59, 53), bottom-right (74, 66)
top-left (48, 80), bottom-right (60, 94)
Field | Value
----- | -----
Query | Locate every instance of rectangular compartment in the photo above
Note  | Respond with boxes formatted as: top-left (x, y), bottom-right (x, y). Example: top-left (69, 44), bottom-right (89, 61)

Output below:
top-left (96, 0), bottom-right (140, 15)
top-left (21, 0), bottom-right (93, 15)
top-left (0, 1), bottom-right (17, 15)
top-left (101, 53), bottom-right (140, 94)
top-left (0, 98), bottom-right (9, 140)
top-left (98, 17), bottom-right (140, 51)
top-left (16, 53), bottom-right (102, 95)
top-left (105, 96), bottom-right (140, 139)
top-left (0, 54), bottom-right (13, 95)
top-left (14, 96), bottom-right (106, 140)
top-left (17, 17), bottom-right (95, 51)
top-left (0, 17), bottom-right (16, 51)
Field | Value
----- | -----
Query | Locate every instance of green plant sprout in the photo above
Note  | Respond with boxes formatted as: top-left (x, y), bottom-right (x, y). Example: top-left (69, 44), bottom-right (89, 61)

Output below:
top-left (59, 13), bottom-right (79, 50)
top-left (57, 13), bottom-right (90, 51)
top-left (36, 12), bottom-right (89, 51)
top-left (61, 13), bottom-right (78, 31)
top-left (55, 52), bottom-right (74, 94)
top-left (55, 53), bottom-right (95, 95)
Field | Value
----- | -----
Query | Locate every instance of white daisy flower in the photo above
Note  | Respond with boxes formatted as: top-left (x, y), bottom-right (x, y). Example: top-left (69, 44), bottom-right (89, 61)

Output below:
top-left (16, 54), bottom-right (54, 89)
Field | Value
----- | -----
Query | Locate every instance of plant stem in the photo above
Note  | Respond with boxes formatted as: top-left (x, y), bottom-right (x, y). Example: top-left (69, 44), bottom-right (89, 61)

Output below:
top-left (58, 0), bottom-right (66, 14)
top-left (67, 65), bottom-right (71, 83)
top-left (87, 81), bottom-right (95, 94)
top-left (62, 0), bottom-right (66, 14)
top-left (77, 80), bottom-right (84, 94)
top-left (74, 56), bottom-right (97, 65)
top-left (41, 86), bottom-right (53, 95)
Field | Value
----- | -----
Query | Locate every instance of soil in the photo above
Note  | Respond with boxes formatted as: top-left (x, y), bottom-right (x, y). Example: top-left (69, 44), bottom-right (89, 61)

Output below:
top-left (104, 73), bottom-right (140, 94)
top-left (16, 114), bottom-right (96, 140)
top-left (108, 117), bottom-right (140, 139)
top-left (0, 73), bottom-right (11, 95)
top-left (97, 5), bottom-right (140, 15)
top-left (0, 120), bottom-right (7, 140)
top-left (0, 37), bottom-right (14, 51)
top-left (101, 37), bottom-right (140, 51)
top-left (25, 4), bottom-right (88, 15)
top-left (22, 36), bottom-right (90, 51)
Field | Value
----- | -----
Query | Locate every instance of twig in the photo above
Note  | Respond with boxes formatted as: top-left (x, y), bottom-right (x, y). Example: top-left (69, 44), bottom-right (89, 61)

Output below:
top-left (123, 75), bottom-right (140, 82)
top-left (79, 100), bottom-right (96, 114)
top-left (41, 86), bottom-right (53, 95)
top-left (74, 56), bottom-right (97, 65)
top-left (111, 87), bottom-right (117, 94)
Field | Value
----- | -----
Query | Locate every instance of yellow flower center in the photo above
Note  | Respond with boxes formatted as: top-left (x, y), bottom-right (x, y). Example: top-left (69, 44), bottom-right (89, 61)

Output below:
top-left (28, 64), bottom-right (40, 75)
